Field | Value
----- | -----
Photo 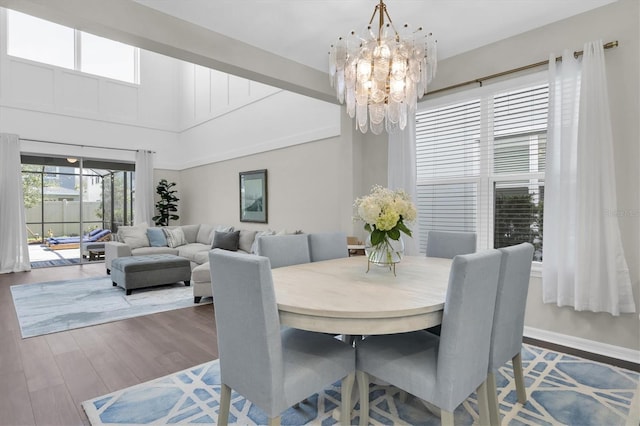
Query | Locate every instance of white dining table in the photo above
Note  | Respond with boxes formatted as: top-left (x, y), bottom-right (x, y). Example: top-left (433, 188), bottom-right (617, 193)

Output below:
top-left (271, 255), bottom-right (453, 336)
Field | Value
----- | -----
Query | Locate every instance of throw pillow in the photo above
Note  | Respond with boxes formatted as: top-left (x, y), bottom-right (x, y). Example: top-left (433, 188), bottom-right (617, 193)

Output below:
top-left (147, 227), bottom-right (167, 247)
top-left (163, 227), bottom-right (187, 248)
top-left (212, 230), bottom-right (240, 251)
top-left (251, 229), bottom-right (276, 254)
top-left (238, 229), bottom-right (258, 253)
top-left (117, 223), bottom-right (149, 250)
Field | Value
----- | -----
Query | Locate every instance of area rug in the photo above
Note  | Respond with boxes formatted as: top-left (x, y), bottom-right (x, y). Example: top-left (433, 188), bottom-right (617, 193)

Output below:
top-left (82, 344), bottom-right (640, 425)
top-left (11, 277), bottom-right (209, 338)
top-left (30, 258), bottom-right (81, 268)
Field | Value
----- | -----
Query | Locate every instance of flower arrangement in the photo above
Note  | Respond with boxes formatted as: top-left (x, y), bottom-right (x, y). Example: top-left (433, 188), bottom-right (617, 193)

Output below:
top-left (354, 185), bottom-right (417, 267)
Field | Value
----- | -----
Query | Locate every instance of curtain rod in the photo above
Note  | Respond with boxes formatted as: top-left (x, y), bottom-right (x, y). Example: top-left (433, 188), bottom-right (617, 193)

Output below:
top-left (20, 138), bottom-right (155, 154)
top-left (426, 40), bottom-right (619, 97)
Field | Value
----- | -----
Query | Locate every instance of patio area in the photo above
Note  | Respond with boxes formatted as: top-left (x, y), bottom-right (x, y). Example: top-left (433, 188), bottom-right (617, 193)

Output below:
top-left (28, 243), bottom-right (103, 267)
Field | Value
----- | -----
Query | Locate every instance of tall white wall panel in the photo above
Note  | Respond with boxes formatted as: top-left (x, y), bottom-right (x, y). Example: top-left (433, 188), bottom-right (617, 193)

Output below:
top-left (6, 59), bottom-right (54, 108)
top-left (102, 80), bottom-right (138, 121)
top-left (60, 71), bottom-right (99, 115)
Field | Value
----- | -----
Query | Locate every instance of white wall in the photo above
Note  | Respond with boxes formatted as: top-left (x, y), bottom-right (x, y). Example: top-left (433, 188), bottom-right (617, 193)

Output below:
top-left (425, 0), bottom-right (640, 357)
top-left (174, 60), bottom-right (341, 170)
top-left (0, 8), bottom-right (180, 166)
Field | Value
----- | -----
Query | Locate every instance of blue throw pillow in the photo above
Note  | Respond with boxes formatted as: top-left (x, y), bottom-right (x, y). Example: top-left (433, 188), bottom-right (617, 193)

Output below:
top-left (147, 227), bottom-right (168, 247)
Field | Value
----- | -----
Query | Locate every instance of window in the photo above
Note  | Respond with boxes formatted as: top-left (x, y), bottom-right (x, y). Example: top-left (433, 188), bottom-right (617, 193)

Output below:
top-left (6, 9), bottom-right (139, 84)
top-left (80, 32), bottom-right (138, 82)
top-left (416, 77), bottom-right (547, 261)
top-left (7, 10), bottom-right (74, 68)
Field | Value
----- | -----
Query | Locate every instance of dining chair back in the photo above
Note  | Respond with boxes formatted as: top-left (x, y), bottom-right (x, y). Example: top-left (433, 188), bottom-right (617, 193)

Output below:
top-left (308, 231), bottom-right (348, 262)
top-left (209, 249), bottom-right (355, 425)
top-left (256, 234), bottom-right (311, 268)
top-left (426, 230), bottom-right (477, 259)
top-left (486, 242), bottom-right (534, 425)
top-left (356, 249), bottom-right (502, 426)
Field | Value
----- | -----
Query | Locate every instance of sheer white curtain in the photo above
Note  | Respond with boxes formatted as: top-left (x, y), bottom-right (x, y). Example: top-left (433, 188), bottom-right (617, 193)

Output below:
top-left (0, 133), bottom-right (31, 273)
top-left (388, 111), bottom-right (421, 255)
top-left (543, 40), bottom-right (635, 315)
top-left (134, 150), bottom-right (155, 226)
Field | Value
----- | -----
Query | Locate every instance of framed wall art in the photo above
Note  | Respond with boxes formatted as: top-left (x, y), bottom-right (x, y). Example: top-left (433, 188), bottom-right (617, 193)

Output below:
top-left (239, 169), bottom-right (268, 223)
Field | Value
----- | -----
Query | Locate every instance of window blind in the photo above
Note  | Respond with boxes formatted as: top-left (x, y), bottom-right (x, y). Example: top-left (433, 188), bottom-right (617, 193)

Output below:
top-left (416, 80), bottom-right (548, 259)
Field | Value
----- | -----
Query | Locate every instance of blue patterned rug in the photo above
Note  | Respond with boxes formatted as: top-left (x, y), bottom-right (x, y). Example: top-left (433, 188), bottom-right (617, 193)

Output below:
top-left (82, 344), bottom-right (639, 425)
top-left (11, 277), bottom-right (208, 338)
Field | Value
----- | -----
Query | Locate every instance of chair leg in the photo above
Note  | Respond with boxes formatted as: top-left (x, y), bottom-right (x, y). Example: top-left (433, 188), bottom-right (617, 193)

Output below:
top-left (476, 380), bottom-right (490, 426)
top-left (356, 371), bottom-right (370, 426)
top-left (441, 410), bottom-right (455, 426)
top-left (486, 372), bottom-right (501, 426)
top-left (268, 416), bottom-right (281, 426)
top-left (218, 383), bottom-right (231, 426)
top-left (341, 372), bottom-right (355, 425)
top-left (512, 352), bottom-right (527, 404)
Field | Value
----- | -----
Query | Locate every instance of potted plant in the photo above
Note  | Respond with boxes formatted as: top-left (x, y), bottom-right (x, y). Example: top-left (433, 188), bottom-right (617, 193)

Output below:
top-left (152, 179), bottom-right (179, 226)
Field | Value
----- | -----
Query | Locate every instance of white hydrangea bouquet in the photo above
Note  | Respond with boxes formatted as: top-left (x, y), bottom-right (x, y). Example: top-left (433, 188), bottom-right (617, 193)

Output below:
top-left (354, 185), bottom-right (417, 268)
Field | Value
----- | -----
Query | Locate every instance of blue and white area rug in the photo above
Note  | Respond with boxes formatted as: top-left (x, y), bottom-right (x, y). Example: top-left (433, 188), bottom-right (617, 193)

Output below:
top-left (82, 344), bottom-right (640, 425)
top-left (11, 277), bottom-right (208, 338)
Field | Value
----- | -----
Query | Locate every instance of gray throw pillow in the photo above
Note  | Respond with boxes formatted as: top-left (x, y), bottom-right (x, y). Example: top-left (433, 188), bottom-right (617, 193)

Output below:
top-left (212, 230), bottom-right (240, 251)
top-left (238, 229), bottom-right (258, 253)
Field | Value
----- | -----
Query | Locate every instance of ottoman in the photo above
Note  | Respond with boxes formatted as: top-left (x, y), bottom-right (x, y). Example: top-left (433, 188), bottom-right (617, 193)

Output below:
top-left (111, 254), bottom-right (191, 295)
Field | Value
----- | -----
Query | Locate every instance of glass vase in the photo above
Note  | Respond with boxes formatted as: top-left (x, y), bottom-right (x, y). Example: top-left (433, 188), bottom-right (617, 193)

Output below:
top-left (365, 234), bottom-right (404, 275)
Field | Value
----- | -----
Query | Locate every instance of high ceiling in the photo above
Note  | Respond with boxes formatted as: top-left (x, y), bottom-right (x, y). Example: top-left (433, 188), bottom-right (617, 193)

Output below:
top-left (0, 0), bottom-right (618, 103)
top-left (134, 0), bottom-right (616, 72)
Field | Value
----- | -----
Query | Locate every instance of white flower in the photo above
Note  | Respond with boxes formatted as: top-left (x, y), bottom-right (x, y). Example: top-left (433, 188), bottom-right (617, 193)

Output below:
top-left (354, 185), bottom-right (416, 236)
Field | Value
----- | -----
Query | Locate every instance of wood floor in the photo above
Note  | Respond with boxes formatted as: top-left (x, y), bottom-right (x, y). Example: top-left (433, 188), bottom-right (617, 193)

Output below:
top-left (2, 264), bottom-right (637, 426)
top-left (0, 263), bottom-right (219, 426)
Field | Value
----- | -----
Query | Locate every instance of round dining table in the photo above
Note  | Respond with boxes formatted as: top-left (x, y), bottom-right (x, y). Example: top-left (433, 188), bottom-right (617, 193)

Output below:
top-left (271, 255), bottom-right (453, 335)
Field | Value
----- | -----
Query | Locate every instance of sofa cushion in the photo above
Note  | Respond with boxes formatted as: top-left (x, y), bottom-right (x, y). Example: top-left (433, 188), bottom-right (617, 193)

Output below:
top-left (117, 223), bottom-right (149, 250)
top-left (177, 243), bottom-right (211, 262)
top-left (147, 227), bottom-right (167, 247)
top-left (180, 224), bottom-right (200, 244)
top-left (212, 230), bottom-right (240, 251)
top-left (131, 246), bottom-right (178, 256)
top-left (191, 261), bottom-right (211, 283)
top-left (196, 224), bottom-right (215, 245)
top-left (251, 229), bottom-right (276, 254)
top-left (238, 230), bottom-right (258, 253)
top-left (163, 227), bottom-right (187, 248)
top-left (193, 251), bottom-right (210, 265)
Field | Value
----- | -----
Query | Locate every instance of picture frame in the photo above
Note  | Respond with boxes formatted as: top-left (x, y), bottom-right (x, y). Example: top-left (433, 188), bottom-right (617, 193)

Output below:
top-left (239, 169), bottom-right (268, 223)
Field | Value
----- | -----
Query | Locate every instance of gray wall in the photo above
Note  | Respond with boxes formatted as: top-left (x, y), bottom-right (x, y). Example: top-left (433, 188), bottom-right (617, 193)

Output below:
top-left (174, 0), bottom-right (639, 356)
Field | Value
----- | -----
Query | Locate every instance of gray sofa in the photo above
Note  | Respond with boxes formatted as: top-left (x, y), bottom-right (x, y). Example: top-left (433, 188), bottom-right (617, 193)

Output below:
top-left (105, 224), bottom-right (346, 304)
top-left (105, 223), bottom-right (274, 302)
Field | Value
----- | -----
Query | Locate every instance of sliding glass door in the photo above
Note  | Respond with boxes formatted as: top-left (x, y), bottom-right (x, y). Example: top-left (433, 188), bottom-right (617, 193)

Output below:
top-left (22, 155), bottom-right (135, 267)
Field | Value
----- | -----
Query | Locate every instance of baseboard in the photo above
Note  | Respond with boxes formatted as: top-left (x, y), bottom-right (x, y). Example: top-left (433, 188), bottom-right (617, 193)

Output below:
top-left (524, 326), bottom-right (640, 364)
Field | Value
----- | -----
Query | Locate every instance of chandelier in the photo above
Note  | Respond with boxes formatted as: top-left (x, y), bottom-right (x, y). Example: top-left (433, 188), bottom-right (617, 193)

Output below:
top-left (329, 0), bottom-right (437, 134)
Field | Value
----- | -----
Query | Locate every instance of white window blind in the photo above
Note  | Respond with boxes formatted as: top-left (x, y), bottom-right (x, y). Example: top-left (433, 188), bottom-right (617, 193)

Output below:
top-left (416, 100), bottom-right (480, 251)
top-left (416, 79), bottom-right (547, 260)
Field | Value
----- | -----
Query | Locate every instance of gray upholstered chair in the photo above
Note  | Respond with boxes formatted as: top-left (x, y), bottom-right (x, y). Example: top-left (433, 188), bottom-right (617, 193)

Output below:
top-left (256, 234), bottom-right (311, 268)
top-left (486, 242), bottom-right (534, 425)
top-left (426, 230), bottom-right (477, 259)
top-left (209, 249), bottom-right (355, 426)
top-left (308, 231), bottom-right (348, 262)
top-left (356, 249), bottom-right (502, 426)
